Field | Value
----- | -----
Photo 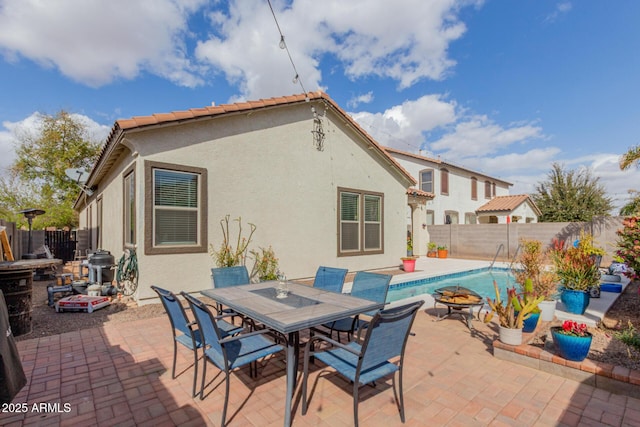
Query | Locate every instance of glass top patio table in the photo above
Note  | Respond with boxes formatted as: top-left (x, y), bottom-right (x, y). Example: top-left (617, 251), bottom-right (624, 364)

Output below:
top-left (201, 280), bottom-right (383, 427)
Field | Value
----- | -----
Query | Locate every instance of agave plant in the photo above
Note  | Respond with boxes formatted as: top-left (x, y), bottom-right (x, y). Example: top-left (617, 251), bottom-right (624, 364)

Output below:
top-left (484, 280), bottom-right (544, 329)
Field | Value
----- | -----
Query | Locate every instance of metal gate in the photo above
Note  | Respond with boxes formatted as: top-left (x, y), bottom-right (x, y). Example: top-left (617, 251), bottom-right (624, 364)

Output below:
top-left (45, 230), bottom-right (77, 263)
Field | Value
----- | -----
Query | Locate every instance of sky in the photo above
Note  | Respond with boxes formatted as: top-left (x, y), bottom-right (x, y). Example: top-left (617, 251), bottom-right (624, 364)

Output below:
top-left (0, 0), bottom-right (639, 213)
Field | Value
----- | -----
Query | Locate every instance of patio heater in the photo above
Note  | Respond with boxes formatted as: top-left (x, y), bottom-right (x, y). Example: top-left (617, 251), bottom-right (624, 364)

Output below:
top-left (19, 208), bottom-right (45, 259)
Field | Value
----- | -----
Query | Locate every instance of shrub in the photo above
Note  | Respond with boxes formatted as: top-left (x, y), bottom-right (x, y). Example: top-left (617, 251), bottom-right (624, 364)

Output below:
top-left (616, 216), bottom-right (640, 280)
top-left (209, 215), bottom-right (256, 267)
top-left (615, 321), bottom-right (640, 351)
top-left (251, 246), bottom-right (279, 281)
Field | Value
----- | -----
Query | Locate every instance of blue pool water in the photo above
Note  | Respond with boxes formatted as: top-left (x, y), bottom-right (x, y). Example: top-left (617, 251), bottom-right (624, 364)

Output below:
top-left (387, 267), bottom-right (514, 303)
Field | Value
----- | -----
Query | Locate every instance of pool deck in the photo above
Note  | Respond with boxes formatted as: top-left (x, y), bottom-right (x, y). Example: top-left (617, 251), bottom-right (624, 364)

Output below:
top-left (2, 257), bottom-right (637, 426)
top-left (387, 256), bottom-right (630, 327)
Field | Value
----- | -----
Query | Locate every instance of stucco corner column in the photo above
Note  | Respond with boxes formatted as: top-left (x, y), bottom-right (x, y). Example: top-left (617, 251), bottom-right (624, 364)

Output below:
top-left (408, 194), bottom-right (428, 256)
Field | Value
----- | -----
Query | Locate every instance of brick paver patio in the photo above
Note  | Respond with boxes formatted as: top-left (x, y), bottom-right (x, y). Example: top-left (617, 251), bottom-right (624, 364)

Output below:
top-left (3, 298), bottom-right (640, 427)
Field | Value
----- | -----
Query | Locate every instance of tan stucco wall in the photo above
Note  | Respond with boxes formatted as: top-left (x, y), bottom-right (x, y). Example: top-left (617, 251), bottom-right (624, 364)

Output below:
top-left (78, 102), bottom-right (412, 304)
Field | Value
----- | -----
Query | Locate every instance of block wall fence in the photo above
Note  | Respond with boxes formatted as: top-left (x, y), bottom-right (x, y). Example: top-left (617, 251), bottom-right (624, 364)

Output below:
top-left (426, 216), bottom-right (624, 265)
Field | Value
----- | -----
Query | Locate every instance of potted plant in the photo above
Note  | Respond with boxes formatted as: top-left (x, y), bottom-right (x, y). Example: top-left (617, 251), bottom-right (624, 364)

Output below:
top-left (427, 242), bottom-right (437, 258)
top-left (437, 245), bottom-right (448, 259)
top-left (513, 239), bottom-right (559, 322)
top-left (484, 280), bottom-right (544, 345)
top-left (576, 231), bottom-right (606, 297)
top-left (401, 256), bottom-right (417, 272)
top-left (406, 235), bottom-right (413, 257)
top-left (551, 238), bottom-right (600, 315)
top-left (551, 320), bottom-right (592, 361)
top-left (513, 278), bottom-right (542, 333)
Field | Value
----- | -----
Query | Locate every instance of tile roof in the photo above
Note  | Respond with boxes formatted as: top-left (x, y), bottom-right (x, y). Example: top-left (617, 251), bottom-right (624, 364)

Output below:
top-left (80, 92), bottom-right (417, 206)
top-left (384, 146), bottom-right (442, 164)
top-left (115, 93), bottom-right (319, 130)
top-left (384, 146), bottom-right (513, 186)
top-left (476, 194), bottom-right (540, 215)
top-left (406, 187), bottom-right (434, 198)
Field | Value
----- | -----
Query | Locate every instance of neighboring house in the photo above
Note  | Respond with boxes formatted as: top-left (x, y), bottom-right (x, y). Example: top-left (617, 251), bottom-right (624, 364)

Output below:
top-left (476, 194), bottom-right (540, 224)
top-left (74, 92), bottom-right (417, 304)
top-left (384, 147), bottom-right (512, 254)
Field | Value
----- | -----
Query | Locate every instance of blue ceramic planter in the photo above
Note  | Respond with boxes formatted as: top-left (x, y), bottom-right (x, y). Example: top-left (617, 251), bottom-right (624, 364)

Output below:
top-left (560, 289), bottom-right (590, 315)
top-left (551, 327), bottom-right (592, 361)
top-left (522, 312), bottom-right (540, 333)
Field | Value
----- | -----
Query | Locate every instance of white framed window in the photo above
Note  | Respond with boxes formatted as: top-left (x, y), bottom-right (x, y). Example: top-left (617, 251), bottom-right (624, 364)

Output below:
top-left (144, 161), bottom-right (208, 255)
top-left (425, 210), bottom-right (434, 226)
top-left (420, 169), bottom-right (433, 193)
top-left (444, 210), bottom-right (459, 224)
top-left (465, 212), bottom-right (477, 224)
top-left (338, 188), bottom-right (383, 256)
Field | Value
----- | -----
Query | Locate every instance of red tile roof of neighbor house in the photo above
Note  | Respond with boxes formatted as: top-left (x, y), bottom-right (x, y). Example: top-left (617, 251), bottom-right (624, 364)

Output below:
top-left (83, 92), bottom-right (417, 195)
top-left (476, 194), bottom-right (541, 215)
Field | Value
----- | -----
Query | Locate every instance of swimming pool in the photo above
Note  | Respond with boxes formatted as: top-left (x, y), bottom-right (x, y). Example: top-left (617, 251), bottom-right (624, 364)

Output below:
top-left (387, 267), bottom-right (515, 303)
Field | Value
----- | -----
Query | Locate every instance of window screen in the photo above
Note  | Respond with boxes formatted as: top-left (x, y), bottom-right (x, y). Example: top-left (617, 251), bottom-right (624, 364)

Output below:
top-left (153, 169), bottom-right (199, 246)
top-left (338, 188), bottom-right (383, 255)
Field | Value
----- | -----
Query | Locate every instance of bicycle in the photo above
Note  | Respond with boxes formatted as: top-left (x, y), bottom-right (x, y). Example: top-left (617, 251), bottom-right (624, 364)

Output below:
top-left (115, 247), bottom-right (138, 296)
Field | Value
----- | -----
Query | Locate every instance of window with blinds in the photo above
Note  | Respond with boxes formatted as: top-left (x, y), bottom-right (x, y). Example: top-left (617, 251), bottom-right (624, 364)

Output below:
top-left (364, 195), bottom-right (381, 250)
top-left (338, 188), bottom-right (383, 256)
top-left (340, 192), bottom-right (360, 252)
top-left (144, 161), bottom-right (207, 255)
top-left (153, 169), bottom-right (199, 246)
top-left (485, 180), bottom-right (491, 199)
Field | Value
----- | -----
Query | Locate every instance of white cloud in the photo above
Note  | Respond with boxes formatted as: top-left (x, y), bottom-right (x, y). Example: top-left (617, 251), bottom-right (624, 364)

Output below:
top-left (0, 0), bottom-right (207, 87)
top-left (351, 94), bottom-right (457, 150)
top-left (429, 115), bottom-right (544, 159)
top-left (0, 0), bottom-right (483, 97)
top-left (196, 0), bottom-right (483, 100)
top-left (507, 153), bottom-right (640, 213)
top-left (464, 147), bottom-right (561, 175)
top-left (544, 2), bottom-right (572, 24)
top-left (347, 92), bottom-right (374, 109)
top-left (0, 113), bottom-right (110, 176)
top-left (569, 154), bottom-right (640, 212)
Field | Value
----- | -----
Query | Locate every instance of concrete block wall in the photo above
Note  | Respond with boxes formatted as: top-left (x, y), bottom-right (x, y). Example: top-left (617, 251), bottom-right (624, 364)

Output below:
top-left (427, 216), bottom-right (624, 265)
